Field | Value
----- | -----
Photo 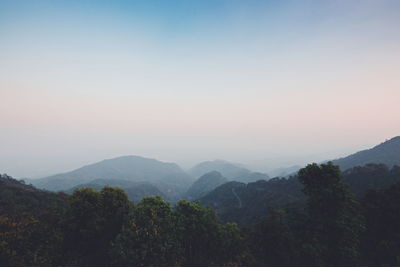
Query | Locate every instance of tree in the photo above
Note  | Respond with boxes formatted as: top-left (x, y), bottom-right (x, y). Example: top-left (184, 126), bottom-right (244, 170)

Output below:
top-left (111, 196), bottom-right (180, 267)
top-left (297, 162), bottom-right (365, 267)
top-left (216, 222), bottom-right (248, 266)
top-left (174, 200), bottom-right (221, 267)
top-left (0, 214), bottom-right (64, 267)
top-left (63, 187), bottom-right (131, 267)
top-left (250, 209), bottom-right (296, 267)
top-left (174, 200), bottom-right (245, 267)
top-left (362, 183), bottom-right (400, 266)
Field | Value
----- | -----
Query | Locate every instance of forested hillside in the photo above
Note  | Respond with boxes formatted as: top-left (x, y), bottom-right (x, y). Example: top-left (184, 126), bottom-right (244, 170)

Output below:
top-left (188, 160), bottom-right (269, 183)
top-left (184, 171), bottom-right (228, 200)
top-left (2, 161), bottom-right (400, 266)
top-left (200, 163), bottom-right (400, 225)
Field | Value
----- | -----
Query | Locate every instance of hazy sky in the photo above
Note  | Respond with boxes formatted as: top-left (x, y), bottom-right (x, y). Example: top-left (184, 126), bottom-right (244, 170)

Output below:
top-left (1, 0), bottom-right (400, 178)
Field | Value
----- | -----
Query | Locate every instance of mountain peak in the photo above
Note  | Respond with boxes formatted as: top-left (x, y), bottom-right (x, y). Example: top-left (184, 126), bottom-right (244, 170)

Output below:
top-left (29, 155), bottom-right (192, 200)
top-left (200, 171), bottom-right (224, 178)
top-left (380, 136), bottom-right (400, 145)
top-left (185, 171), bottom-right (228, 200)
top-left (333, 136), bottom-right (400, 171)
top-left (188, 160), bottom-right (250, 179)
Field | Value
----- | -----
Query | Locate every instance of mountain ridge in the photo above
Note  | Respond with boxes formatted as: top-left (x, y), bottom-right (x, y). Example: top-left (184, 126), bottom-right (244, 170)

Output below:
top-left (332, 136), bottom-right (400, 171)
top-left (188, 159), bottom-right (269, 183)
top-left (29, 155), bottom-right (193, 200)
top-left (184, 171), bottom-right (228, 200)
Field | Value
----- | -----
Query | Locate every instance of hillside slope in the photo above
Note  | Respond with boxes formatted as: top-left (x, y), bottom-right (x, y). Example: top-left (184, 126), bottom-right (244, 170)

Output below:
top-left (189, 159), bottom-right (269, 183)
top-left (333, 136), bottom-right (400, 171)
top-left (200, 163), bottom-right (400, 225)
top-left (30, 155), bottom-right (193, 199)
top-left (184, 171), bottom-right (228, 200)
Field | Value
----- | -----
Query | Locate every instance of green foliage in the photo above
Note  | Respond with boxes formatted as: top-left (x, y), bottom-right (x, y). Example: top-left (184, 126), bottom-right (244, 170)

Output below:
top-left (216, 222), bottom-right (248, 266)
top-left (0, 216), bottom-right (63, 267)
top-left (2, 166), bottom-right (400, 267)
top-left (344, 164), bottom-right (400, 197)
top-left (175, 200), bottom-right (219, 266)
top-left (249, 209), bottom-right (296, 267)
top-left (0, 175), bottom-right (66, 267)
top-left (174, 200), bottom-right (244, 267)
top-left (111, 196), bottom-right (180, 267)
top-left (198, 178), bottom-right (304, 225)
top-left (297, 162), bottom-right (365, 267)
top-left (362, 183), bottom-right (400, 266)
top-left (63, 187), bottom-right (131, 267)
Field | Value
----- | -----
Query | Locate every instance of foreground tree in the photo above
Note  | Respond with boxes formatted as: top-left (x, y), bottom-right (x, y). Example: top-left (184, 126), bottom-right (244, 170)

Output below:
top-left (63, 187), bottom-right (131, 267)
top-left (111, 196), bottom-right (181, 267)
top-left (362, 183), bottom-right (400, 266)
top-left (297, 162), bottom-right (365, 267)
top-left (0, 215), bottom-right (63, 267)
top-left (174, 200), bottom-right (244, 267)
top-left (250, 209), bottom-right (296, 267)
top-left (175, 200), bottom-right (221, 267)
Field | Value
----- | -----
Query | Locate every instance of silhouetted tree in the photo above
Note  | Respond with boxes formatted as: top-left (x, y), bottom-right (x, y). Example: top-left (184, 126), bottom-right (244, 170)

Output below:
top-left (250, 209), bottom-right (296, 267)
top-left (63, 187), bottom-right (130, 267)
top-left (362, 183), bottom-right (400, 266)
top-left (297, 162), bottom-right (365, 267)
top-left (111, 196), bottom-right (181, 267)
top-left (175, 200), bottom-right (234, 267)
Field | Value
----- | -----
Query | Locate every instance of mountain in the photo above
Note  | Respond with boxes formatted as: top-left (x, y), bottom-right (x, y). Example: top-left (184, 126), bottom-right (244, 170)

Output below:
top-left (269, 165), bottom-right (302, 177)
top-left (0, 174), bottom-right (68, 217)
top-left (184, 171), bottom-right (228, 200)
top-left (29, 155), bottom-right (193, 199)
top-left (188, 160), bottom-right (269, 183)
top-left (1, 174), bottom-right (36, 191)
top-left (123, 183), bottom-right (166, 203)
top-left (239, 172), bottom-right (270, 183)
top-left (199, 163), bottom-right (400, 225)
top-left (198, 178), bottom-right (303, 225)
top-left (66, 179), bottom-right (166, 202)
top-left (343, 163), bottom-right (400, 197)
top-left (189, 160), bottom-right (250, 179)
top-left (332, 136), bottom-right (400, 171)
top-left (268, 137), bottom-right (400, 177)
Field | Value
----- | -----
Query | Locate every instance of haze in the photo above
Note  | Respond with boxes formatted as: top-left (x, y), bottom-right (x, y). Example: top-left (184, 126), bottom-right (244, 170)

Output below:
top-left (1, 0), bottom-right (400, 178)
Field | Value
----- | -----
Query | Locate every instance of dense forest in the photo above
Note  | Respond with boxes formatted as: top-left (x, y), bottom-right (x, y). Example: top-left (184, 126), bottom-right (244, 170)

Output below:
top-left (1, 162), bottom-right (400, 266)
top-left (199, 163), bottom-right (400, 225)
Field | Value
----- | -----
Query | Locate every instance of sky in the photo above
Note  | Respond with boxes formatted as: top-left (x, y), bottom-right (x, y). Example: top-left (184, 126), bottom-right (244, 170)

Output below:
top-left (1, 0), bottom-right (400, 178)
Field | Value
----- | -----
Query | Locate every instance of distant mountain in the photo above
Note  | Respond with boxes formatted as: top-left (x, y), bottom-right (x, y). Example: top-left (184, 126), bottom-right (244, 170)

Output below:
top-left (184, 171), bottom-right (228, 200)
top-left (30, 155), bottom-right (193, 199)
top-left (269, 137), bottom-right (400, 177)
top-left (188, 160), bottom-right (269, 183)
top-left (66, 179), bottom-right (166, 203)
top-left (332, 136), bottom-right (400, 171)
top-left (123, 183), bottom-right (166, 203)
top-left (269, 165), bottom-right (302, 178)
top-left (239, 172), bottom-right (270, 183)
top-left (189, 160), bottom-right (250, 179)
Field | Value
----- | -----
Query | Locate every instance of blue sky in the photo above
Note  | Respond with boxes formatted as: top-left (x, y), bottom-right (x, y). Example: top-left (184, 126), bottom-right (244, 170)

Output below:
top-left (1, 0), bottom-right (400, 177)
